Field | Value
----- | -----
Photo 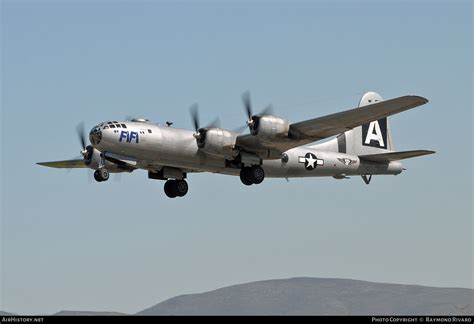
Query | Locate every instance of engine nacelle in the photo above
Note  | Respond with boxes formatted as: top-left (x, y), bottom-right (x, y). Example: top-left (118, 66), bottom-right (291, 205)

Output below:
top-left (85, 147), bottom-right (130, 173)
top-left (197, 128), bottom-right (238, 159)
top-left (253, 115), bottom-right (289, 140)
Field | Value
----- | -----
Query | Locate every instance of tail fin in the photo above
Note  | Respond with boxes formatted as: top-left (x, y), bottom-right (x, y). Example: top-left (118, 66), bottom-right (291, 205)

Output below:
top-left (311, 91), bottom-right (435, 162)
top-left (339, 91), bottom-right (395, 155)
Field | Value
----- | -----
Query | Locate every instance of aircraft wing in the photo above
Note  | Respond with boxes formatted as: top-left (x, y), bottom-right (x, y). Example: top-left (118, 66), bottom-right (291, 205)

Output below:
top-left (236, 95), bottom-right (428, 157)
top-left (37, 159), bottom-right (86, 168)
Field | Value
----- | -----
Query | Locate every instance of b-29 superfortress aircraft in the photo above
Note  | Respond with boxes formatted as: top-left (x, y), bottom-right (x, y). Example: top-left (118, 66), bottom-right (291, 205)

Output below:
top-left (37, 91), bottom-right (435, 198)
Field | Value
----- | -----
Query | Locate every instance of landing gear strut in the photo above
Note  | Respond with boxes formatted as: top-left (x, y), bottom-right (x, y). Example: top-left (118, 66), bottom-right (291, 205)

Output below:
top-left (240, 165), bottom-right (265, 186)
top-left (164, 179), bottom-right (188, 198)
top-left (361, 174), bottom-right (372, 185)
top-left (94, 168), bottom-right (109, 182)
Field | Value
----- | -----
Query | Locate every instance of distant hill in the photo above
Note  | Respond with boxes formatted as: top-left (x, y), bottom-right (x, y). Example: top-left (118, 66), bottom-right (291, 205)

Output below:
top-left (137, 277), bottom-right (474, 315)
top-left (53, 310), bottom-right (126, 316)
top-left (0, 311), bottom-right (15, 316)
top-left (2, 278), bottom-right (472, 316)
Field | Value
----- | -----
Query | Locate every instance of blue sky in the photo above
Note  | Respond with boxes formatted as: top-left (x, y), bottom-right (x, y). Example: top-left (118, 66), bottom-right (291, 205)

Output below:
top-left (1, 0), bottom-right (472, 315)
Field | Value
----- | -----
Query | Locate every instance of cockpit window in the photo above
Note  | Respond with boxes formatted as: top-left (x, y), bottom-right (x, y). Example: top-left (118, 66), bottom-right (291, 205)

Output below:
top-left (113, 121), bottom-right (118, 123)
top-left (115, 124), bottom-right (121, 128)
top-left (109, 124), bottom-right (116, 128)
top-left (103, 125), bottom-right (109, 129)
top-left (121, 124), bottom-right (127, 128)
top-left (107, 122), bottom-right (113, 125)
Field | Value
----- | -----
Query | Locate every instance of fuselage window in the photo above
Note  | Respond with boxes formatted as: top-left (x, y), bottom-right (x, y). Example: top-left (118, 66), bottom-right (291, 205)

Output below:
top-left (148, 129), bottom-right (152, 133)
top-left (121, 124), bottom-right (127, 128)
top-left (109, 124), bottom-right (116, 128)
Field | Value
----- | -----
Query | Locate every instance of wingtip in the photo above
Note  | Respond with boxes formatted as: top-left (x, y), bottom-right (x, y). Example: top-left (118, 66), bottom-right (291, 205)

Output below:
top-left (420, 150), bottom-right (436, 156)
top-left (412, 95), bottom-right (429, 104)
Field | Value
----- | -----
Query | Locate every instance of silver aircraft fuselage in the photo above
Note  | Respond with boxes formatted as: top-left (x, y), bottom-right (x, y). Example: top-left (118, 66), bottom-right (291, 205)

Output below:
top-left (37, 91), bottom-right (435, 198)
top-left (92, 121), bottom-right (403, 179)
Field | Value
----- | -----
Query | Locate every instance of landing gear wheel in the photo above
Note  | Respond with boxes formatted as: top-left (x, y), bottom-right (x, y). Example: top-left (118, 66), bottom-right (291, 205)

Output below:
top-left (94, 169), bottom-right (109, 182)
top-left (240, 169), bottom-right (253, 186)
top-left (175, 180), bottom-right (188, 197)
top-left (164, 180), bottom-right (177, 198)
top-left (250, 165), bottom-right (265, 184)
top-left (94, 170), bottom-right (103, 182)
top-left (240, 166), bottom-right (265, 185)
top-left (99, 168), bottom-right (109, 182)
top-left (164, 180), bottom-right (189, 198)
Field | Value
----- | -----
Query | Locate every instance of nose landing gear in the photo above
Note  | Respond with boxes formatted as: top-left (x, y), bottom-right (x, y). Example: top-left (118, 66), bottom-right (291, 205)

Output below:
top-left (164, 179), bottom-right (189, 198)
top-left (94, 168), bottom-right (110, 182)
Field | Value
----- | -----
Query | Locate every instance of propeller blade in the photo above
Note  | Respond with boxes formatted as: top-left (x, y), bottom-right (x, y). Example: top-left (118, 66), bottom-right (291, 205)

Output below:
top-left (205, 117), bottom-right (221, 129)
top-left (233, 124), bottom-right (248, 134)
top-left (189, 103), bottom-right (200, 132)
top-left (87, 169), bottom-right (93, 184)
top-left (76, 122), bottom-right (86, 150)
top-left (241, 90), bottom-right (252, 120)
top-left (260, 104), bottom-right (274, 116)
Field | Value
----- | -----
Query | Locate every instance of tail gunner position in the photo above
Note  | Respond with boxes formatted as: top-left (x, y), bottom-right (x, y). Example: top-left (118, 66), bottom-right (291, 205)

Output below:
top-left (38, 91), bottom-right (435, 198)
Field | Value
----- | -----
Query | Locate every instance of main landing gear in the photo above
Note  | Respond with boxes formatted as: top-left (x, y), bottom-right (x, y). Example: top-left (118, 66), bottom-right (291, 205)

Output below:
top-left (164, 179), bottom-right (189, 198)
top-left (240, 165), bottom-right (265, 186)
top-left (94, 168), bottom-right (109, 182)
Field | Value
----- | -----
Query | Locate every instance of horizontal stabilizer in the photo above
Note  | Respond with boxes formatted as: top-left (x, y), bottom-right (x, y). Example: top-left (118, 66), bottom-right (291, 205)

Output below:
top-left (37, 159), bottom-right (86, 168)
top-left (359, 150), bottom-right (435, 163)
